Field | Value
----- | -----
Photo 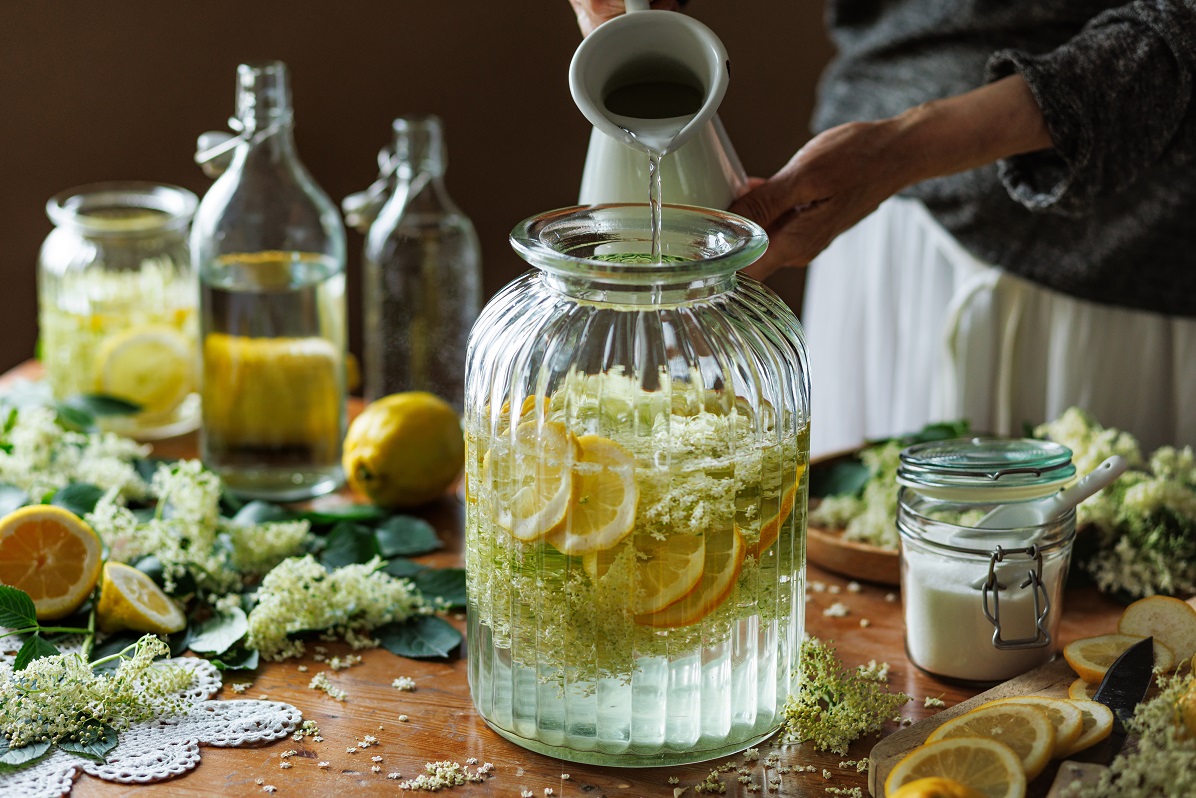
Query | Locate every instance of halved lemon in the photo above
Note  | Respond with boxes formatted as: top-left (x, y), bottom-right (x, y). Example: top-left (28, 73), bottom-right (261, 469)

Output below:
top-left (94, 324), bottom-right (195, 416)
top-left (1062, 699), bottom-right (1114, 757)
top-left (888, 776), bottom-right (987, 798)
top-left (482, 421), bottom-right (578, 541)
top-left (927, 702), bottom-right (1055, 780)
top-left (0, 505), bottom-right (103, 621)
top-left (95, 562), bottom-right (186, 635)
top-left (885, 737), bottom-right (1026, 798)
top-left (1063, 633), bottom-right (1175, 684)
top-left (738, 462), bottom-right (805, 558)
top-left (983, 696), bottom-right (1083, 760)
top-left (545, 435), bottom-right (639, 555)
top-left (636, 525), bottom-right (746, 628)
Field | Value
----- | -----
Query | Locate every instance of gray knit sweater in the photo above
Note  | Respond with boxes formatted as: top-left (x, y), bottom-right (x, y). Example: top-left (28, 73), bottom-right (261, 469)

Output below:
top-left (814, 0), bottom-right (1196, 317)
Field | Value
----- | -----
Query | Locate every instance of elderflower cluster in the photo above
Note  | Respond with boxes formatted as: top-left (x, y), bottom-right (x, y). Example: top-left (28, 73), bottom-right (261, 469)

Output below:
top-left (0, 404), bottom-right (149, 501)
top-left (809, 439), bottom-right (904, 550)
top-left (781, 637), bottom-right (911, 755)
top-left (87, 460), bottom-right (310, 593)
top-left (246, 555), bottom-right (430, 661)
top-left (0, 636), bottom-right (192, 748)
top-left (1071, 669), bottom-right (1196, 797)
top-left (394, 760), bottom-right (494, 791)
top-left (1037, 409), bottom-right (1196, 598)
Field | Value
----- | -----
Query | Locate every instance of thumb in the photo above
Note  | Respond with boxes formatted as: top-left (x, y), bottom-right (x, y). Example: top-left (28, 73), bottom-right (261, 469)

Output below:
top-left (727, 177), bottom-right (798, 229)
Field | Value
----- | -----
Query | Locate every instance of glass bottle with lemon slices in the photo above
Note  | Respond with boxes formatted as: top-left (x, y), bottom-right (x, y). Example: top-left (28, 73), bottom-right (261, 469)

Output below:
top-left (191, 61), bottom-right (347, 501)
top-left (38, 181), bottom-right (200, 439)
top-left (463, 204), bottom-right (811, 766)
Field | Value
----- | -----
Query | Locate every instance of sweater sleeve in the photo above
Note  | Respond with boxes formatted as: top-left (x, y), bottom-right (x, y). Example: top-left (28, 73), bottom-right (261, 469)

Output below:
top-left (986, 0), bottom-right (1196, 216)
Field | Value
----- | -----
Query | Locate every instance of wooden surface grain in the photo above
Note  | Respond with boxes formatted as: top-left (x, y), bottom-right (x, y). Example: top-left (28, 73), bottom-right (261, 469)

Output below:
top-left (0, 362), bottom-right (1127, 797)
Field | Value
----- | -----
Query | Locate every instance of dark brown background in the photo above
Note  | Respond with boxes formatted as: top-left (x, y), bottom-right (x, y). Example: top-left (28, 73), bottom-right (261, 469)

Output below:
top-left (0, 2), bottom-right (833, 374)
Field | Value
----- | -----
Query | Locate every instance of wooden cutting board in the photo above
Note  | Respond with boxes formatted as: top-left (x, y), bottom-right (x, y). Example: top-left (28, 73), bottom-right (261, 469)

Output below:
top-left (868, 657), bottom-right (1085, 796)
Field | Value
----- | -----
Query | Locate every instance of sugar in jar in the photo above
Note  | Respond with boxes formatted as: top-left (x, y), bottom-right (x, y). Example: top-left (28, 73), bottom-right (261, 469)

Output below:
top-left (896, 437), bottom-right (1076, 684)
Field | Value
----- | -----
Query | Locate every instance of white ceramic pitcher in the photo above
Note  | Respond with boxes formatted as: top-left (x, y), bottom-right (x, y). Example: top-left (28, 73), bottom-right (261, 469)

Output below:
top-left (570, 0), bottom-right (747, 208)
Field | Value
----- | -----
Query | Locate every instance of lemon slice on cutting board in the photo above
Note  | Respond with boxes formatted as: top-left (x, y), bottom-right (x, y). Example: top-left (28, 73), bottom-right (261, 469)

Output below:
top-left (926, 702), bottom-right (1055, 780)
top-left (545, 435), bottom-right (639, 555)
top-left (1062, 633), bottom-right (1175, 684)
top-left (94, 324), bottom-right (195, 416)
top-left (885, 737), bottom-right (1026, 798)
top-left (0, 505), bottom-right (103, 621)
top-left (96, 561), bottom-right (186, 635)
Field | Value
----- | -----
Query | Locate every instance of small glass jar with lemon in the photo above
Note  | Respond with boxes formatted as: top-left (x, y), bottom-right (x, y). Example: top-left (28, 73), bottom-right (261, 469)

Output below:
top-left (38, 182), bottom-right (200, 439)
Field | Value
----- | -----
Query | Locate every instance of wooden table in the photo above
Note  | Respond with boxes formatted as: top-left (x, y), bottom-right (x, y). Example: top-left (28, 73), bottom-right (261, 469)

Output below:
top-left (1, 363), bottom-right (1126, 798)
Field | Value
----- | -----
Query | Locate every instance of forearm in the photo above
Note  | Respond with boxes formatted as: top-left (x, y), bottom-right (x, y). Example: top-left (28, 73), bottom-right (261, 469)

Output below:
top-left (887, 75), bottom-right (1053, 189)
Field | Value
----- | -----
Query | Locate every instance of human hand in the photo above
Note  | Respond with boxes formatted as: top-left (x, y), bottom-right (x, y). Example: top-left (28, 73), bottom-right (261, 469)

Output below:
top-left (730, 119), bottom-right (916, 281)
top-left (568, 0), bottom-right (683, 36)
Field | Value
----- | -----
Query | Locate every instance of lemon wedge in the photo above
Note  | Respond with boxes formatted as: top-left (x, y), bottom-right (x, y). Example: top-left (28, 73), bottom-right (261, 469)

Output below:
top-left (926, 702), bottom-right (1055, 780)
top-left (636, 525), bottom-right (746, 628)
top-left (96, 561), bottom-right (186, 635)
top-left (0, 505), bottom-right (103, 621)
top-left (94, 324), bottom-right (195, 416)
top-left (886, 737), bottom-right (1026, 798)
top-left (545, 435), bottom-right (638, 555)
top-left (483, 421), bottom-right (578, 541)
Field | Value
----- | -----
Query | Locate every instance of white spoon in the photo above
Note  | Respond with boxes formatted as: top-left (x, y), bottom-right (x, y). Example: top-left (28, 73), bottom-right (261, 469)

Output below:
top-left (975, 454), bottom-right (1128, 530)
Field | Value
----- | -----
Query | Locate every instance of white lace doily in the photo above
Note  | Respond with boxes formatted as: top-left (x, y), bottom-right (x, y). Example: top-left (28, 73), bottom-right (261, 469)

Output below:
top-left (0, 630), bottom-right (302, 797)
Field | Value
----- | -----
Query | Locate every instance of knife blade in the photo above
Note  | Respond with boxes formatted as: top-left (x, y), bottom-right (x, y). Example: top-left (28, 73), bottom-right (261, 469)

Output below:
top-left (1045, 635), bottom-right (1156, 797)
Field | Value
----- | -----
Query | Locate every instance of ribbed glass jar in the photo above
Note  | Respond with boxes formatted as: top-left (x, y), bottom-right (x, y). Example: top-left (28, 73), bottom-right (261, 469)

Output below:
top-left (463, 203), bottom-right (810, 766)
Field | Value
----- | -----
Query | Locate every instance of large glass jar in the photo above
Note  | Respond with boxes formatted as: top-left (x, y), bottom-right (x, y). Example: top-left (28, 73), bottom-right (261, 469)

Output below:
top-left (38, 182), bottom-right (200, 440)
top-left (896, 438), bottom-right (1077, 685)
top-left (464, 204), bottom-right (810, 766)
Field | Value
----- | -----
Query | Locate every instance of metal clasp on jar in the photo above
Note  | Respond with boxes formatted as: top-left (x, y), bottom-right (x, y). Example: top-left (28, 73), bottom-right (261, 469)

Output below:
top-left (980, 544), bottom-right (1051, 650)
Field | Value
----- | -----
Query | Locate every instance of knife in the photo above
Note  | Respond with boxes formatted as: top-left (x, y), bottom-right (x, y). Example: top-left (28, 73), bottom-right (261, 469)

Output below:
top-left (1045, 635), bottom-right (1156, 796)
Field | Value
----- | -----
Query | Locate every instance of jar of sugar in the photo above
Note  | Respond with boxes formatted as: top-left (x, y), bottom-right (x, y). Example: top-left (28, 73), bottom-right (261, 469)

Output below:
top-left (896, 437), bottom-right (1077, 685)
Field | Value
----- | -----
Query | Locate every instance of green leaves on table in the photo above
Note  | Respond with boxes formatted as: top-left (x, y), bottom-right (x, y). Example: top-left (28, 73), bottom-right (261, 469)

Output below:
top-left (377, 615), bottom-right (462, 659)
top-left (0, 585), bottom-right (67, 671)
top-left (187, 607), bottom-right (249, 657)
top-left (57, 724), bottom-right (119, 761)
top-left (50, 483), bottom-right (105, 517)
top-left (0, 734), bottom-right (51, 767)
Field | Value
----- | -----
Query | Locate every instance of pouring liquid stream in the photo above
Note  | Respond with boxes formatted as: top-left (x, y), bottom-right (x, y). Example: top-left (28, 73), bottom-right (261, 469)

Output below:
top-left (605, 79), bottom-right (704, 261)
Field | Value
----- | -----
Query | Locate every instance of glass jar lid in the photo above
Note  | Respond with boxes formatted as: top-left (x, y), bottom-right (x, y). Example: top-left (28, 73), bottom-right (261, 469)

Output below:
top-left (898, 437), bottom-right (1075, 502)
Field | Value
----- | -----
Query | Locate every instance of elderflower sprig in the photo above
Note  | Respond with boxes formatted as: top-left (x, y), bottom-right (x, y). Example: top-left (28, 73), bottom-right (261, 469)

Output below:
top-left (0, 635), bottom-right (192, 753)
top-left (246, 555), bottom-right (431, 661)
top-left (781, 638), bottom-right (910, 755)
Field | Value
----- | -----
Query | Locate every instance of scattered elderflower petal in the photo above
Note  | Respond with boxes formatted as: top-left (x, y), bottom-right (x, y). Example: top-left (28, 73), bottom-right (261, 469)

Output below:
top-left (924, 696), bottom-right (946, 708)
top-left (392, 676), bottom-right (417, 691)
top-left (393, 760), bottom-right (493, 791)
top-left (823, 602), bottom-right (850, 617)
top-left (308, 672), bottom-right (346, 701)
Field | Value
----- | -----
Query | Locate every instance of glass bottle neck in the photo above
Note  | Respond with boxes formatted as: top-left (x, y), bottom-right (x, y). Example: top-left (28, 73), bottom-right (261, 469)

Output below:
top-left (392, 115), bottom-right (446, 179)
top-left (233, 61), bottom-right (295, 137)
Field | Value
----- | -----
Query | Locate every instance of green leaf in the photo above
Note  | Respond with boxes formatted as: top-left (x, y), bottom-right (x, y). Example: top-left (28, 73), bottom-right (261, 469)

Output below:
top-left (0, 585), bottom-right (37, 629)
top-left (72, 394), bottom-right (142, 417)
top-left (211, 646), bottom-right (259, 671)
top-left (188, 607), bottom-right (248, 656)
top-left (232, 500), bottom-right (293, 526)
top-left (299, 504), bottom-right (386, 527)
top-left (0, 735), bottom-right (51, 767)
top-left (375, 516), bottom-right (442, 557)
top-left (808, 459), bottom-right (872, 499)
top-left (14, 633), bottom-right (60, 670)
top-left (382, 557), bottom-right (427, 578)
top-left (58, 724), bottom-right (118, 761)
top-left (320, 522), bottom-right (380, 569)
top-left (376, 615), bottom-right (462, 659)
top-left (50, 483), bottom-right (106, 517)
top-left (0, 483), bottom-right (30, 517)
top-left (412, 568), bottom-right (467, 609)
top-left (54, 401), bottom-right (97, 433)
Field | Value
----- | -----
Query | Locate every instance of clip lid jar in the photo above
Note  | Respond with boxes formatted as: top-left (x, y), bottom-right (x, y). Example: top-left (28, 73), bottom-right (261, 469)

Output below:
top-left (896, 437), bottom-right (1076, 684)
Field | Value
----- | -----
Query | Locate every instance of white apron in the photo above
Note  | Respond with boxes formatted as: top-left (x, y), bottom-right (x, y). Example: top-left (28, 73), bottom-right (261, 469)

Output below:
top-left (802, 196), bottom-right (1196, 458)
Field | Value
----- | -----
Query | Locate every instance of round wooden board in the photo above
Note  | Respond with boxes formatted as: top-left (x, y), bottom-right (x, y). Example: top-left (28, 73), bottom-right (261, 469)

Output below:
top-left (806, 524), bottom-right (901, 586)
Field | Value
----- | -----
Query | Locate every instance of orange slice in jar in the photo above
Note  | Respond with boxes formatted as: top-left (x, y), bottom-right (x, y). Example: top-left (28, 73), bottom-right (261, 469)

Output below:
top-left (482, 420), bottom-right (578, 541)
top-left (636, 525), bottom-right (746, 628)
top-left (545, 435), bottom-right (639, 555)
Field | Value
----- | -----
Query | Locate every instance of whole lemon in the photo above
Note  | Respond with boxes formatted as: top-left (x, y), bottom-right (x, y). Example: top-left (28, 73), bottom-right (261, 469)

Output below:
top-left (343, 392), bottom-right (464, 508)
top-left (889, 777), bottom-right (986, 798)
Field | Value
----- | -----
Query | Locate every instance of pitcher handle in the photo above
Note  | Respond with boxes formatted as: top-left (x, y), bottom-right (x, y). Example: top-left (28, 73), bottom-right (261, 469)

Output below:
top-left (624, 0), bottom-right (650, 12)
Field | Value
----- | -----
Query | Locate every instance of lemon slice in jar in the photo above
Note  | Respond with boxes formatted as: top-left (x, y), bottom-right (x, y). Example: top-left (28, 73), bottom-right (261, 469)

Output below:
top-left (94, 324), bottom-right (195, 416)
top-left (636, 525), bottom-right (746, 628)
top-left (482, 421), bottom-right (578, 541)
top-left (584, 531), bottom-right (706, 615)
top-left (544, 435), bottom-right (638, 555)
